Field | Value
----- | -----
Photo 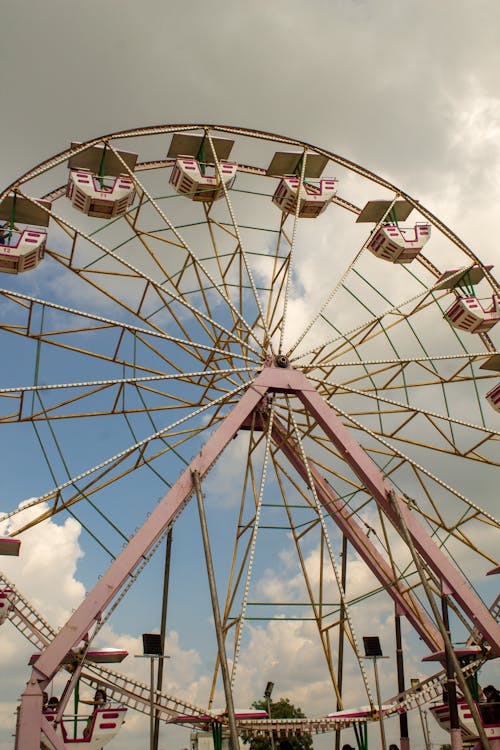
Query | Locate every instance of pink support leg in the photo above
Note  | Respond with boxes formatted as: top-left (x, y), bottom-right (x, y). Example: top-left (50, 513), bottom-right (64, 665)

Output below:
top-left (15, 679), bottom-right (43, 750)
top-left (294, 370), bottom-right (500, 655)
top-left (450, 727), bottom-right (464, 750)
top-left (15, 364), bottom-right (499, 748)
top-left (272, 417), bottom-right (443, 651)
top-left (16, 377), bottom-right (268, 749)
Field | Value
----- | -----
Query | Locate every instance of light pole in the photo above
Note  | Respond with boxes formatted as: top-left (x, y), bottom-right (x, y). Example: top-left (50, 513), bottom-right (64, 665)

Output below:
top-left (362, 637), bottom-right (388, 750)
top-left (394, 608), bottom-right (409, 750)
top-left (264, 681), bottom-right (275, 750)
top-left (136, 633), bottom-right (170, 750)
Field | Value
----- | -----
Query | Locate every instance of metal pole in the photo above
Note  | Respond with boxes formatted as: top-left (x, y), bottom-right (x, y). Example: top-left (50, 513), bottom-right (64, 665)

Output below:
top-left (373, 657), bottom-right (388, 750)
top-left (266, 696), bottom-right (275, 750)
top-left (387, 490), bottom-right (490, 750)
top-left (150, 656), bottom-right (155, 750)
top-left (193, 471), bottom-right (240, 750)
top-left (441, 591), bottom-right (461, 750)
top-left (419, 706), bottom-right (431, 750)
top-left (412, 679), bottom-right (431, 750)
top-left (335, 534), bottom-right (348, 750)
top-left (420, 706), bottom-right (431, 750)
top-left (395, 610), bottom-right (409, 750)
top-left (153, 529), bottom-right (173, 750)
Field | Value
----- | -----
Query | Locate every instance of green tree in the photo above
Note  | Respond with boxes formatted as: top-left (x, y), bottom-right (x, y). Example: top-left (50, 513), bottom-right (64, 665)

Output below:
top-left (246, 697), bottom-right (313, 750)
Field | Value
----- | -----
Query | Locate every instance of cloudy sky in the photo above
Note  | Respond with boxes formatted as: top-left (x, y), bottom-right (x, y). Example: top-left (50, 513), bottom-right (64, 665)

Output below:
top-left (1, 2), bottom-right (500, 750)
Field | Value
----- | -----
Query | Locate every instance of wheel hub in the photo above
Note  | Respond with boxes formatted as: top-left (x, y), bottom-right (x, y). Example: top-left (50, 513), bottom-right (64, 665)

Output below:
top-left (274, 354), bottom-right (289, 368)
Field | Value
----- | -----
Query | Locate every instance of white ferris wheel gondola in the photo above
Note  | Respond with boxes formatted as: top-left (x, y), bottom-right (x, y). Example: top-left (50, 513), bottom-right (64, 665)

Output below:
top-left (66, 142), bottom-right (137, 219)
top-left (444, 294), bottom-right (500, 334)
top-left (367, 223), bottom-right (431, 263)
top-left (168, 133), bottom-right (237, 202)
top-left (0, 195), bottom-right (50, 274)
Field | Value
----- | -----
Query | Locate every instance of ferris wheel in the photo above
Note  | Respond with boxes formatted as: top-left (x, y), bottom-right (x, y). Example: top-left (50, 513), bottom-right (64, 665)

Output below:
top-left (0, 125), bottom-right (498, 750)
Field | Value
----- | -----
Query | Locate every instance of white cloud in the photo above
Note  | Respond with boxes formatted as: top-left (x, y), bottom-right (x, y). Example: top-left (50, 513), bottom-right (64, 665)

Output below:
top-left (0, 503), bottom-right (213, 750)
top-left (0, 501), bottom-right (85, 627)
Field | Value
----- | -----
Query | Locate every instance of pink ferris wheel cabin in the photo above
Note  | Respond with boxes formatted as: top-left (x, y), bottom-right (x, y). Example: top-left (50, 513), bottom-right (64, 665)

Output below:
top-left (0, 195), bottom-right (50, 274)
top-left (168, 133), bottom-right (238, 202)
top-left (66, 142), bottom-right (138, 219)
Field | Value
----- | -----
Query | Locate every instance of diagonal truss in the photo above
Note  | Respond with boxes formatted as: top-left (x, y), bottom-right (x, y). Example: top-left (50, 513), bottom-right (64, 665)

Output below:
top-left (14, 363), bottom-right (500, 750)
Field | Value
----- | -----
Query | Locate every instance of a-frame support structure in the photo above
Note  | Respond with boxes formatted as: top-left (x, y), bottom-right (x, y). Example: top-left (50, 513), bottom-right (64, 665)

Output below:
top-left (15, 364), bottom-right (500, 749)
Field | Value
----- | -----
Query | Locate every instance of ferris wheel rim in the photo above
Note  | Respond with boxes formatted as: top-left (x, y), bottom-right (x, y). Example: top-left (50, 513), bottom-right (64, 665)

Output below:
top-left (0, 121), bottom-right (494, 272)
top-left (1, 124), bottom-right (499, 750)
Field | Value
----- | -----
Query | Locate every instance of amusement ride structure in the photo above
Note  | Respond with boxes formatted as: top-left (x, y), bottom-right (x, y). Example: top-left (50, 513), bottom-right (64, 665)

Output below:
top-left (0, 125), bottom-right (498, 750)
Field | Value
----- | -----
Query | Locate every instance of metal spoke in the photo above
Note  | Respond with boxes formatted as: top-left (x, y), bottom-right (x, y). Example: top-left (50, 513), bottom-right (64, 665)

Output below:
top-left (3, 126), bottom-right (500, 750)
top-left (2, 378), bottom-right (253, 529)
top-left (108, 141), bottom-right (265, 353)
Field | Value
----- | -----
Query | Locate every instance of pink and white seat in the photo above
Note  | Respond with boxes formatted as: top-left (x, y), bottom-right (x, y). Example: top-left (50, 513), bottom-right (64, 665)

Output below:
top-left (430, 700), bottom-right (500, 741)
top-left (170, 157), bottom-right (237, 202)
top-left (368, 223), bottom-right (431, 263)
top-left (43, 706), bottom-right (127, 749)
top-left (444, 294), bottom-right (500, 333)
top-left (66, 170), bottom-right (135, 218)
top-left (0, 230), bottom-right (46, 274)
top-left (272, 176), bottom-right (337, 218)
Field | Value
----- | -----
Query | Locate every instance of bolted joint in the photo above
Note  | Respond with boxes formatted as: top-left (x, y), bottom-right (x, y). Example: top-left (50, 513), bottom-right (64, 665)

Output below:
top-left (275, 354), bottom-right (289, 368)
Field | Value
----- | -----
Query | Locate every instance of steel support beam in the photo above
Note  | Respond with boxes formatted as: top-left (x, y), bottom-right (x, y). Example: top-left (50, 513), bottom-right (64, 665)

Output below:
top-left (294, 371), bottom-right (500, 655)
top-left (16, 377), bottom-right (268, 750)
top-left (15, 364), bottom-right (500, 749)
top-left (272, 417), bottom-right (443, 651)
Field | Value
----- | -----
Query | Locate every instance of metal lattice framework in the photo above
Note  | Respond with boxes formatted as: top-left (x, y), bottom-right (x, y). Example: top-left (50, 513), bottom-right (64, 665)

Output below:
top-left (0, 125), bottom-right (498, 750)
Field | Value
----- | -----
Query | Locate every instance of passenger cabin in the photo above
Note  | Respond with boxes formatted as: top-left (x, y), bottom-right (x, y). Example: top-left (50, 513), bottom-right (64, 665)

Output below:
top-left (266, 150), bottom-right (336, 218)
top-left (356, 200), bottom-right (429, 263)
top-left (66, 142), bottom-right (138, 219)
top-left (0, 589), bottom-right (13, 625)
top-left (486, 383), bottom-right (500, 413)
top-left (426, 647), bottom-right (500, 745)
top-left (169, 157), bottom-right (237, 202)
top-left (67, 171), bottom-right (135, 219)
top-left (443, 294), bottom-right (500, 334)
top-left (480, 355), bottom-right (500, 414)
top-left (430, 700), bottom-right (500, 744)
top-left (0, 230), bottom-right (47, 273)
top-left (0, 195), bottom-right (51, 274)
top-left (43, 706), bottom-right (127, 749)
top-left (367, 223), bottom-right (431, 263)
top-left (35, 645), bottom-right (128, 747)
top-left (167, 133), bottom-right (237, 203)
top-left (272, 176), bottom-right (337, 218)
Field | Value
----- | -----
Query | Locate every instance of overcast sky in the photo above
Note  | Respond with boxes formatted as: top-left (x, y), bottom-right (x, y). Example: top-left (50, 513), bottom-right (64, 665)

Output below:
top-left (1, 1), bottom-right (499, 199)
top-left (1, 2), bottom-right (500, 749)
